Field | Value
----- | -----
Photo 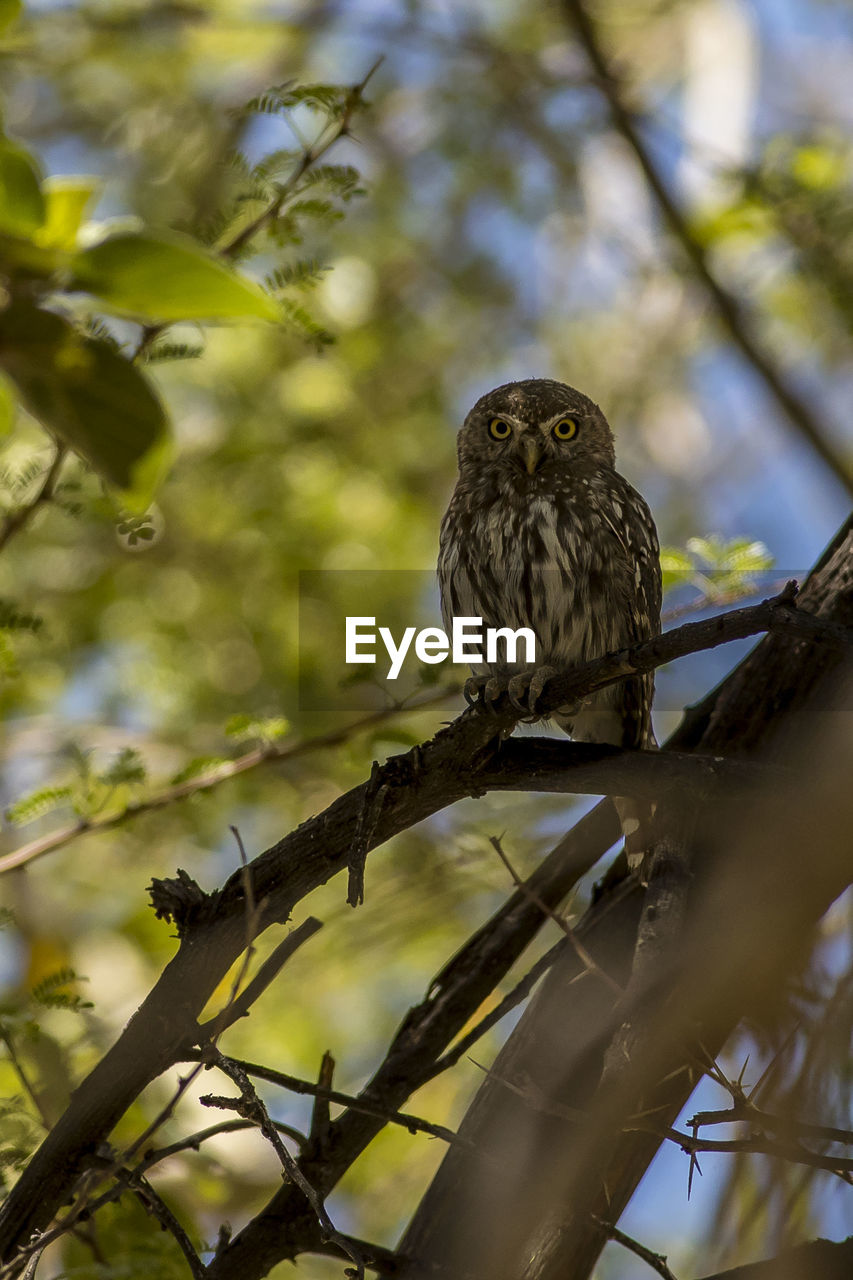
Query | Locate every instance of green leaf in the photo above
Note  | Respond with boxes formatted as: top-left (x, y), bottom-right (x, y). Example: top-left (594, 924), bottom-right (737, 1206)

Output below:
top-left (169, 756), bottom-right (230, 786)
top-left (31, 968), bottom-right (93, 1012)
top-left (69, 229), bottom-right (280, 322)
top-left (659, 546), bottom-right (695, 574)
top-left (790, 143), bottom-right (847, 191)
top-left (720, 538), bottom-right (773, 572)
top-left (6, 785), bottom-right (73, 827)
top-left (143, 341), bottom-right (204, 364)
top-left (0, 231), bottom-right (58, 278)
top-left (0, 373), bottom-right (15, 434)
top-left (0, 0), bottom-right (22, 35)
top-left (264, 259), bottom-right (329, 292)
top-left (279, 298), bottom-right (333, 348)
top-left (99, 746), bottom-right (146, 788)
top-left (0, 301), bottom-right (169, 490)
top-left (225, 713), bottom-right (289, 743)
top-left (36, 177), bottom-right (100, 250)
top-left (0, 598), bottom-right (43, 632)
top-left (0, 138), bottom-right (45, 237)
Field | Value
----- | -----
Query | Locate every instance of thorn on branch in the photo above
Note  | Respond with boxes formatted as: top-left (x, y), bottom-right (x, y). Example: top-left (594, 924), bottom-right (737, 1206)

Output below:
top-left (348, 760), bottom-right (389, 907)
top-left (308, 1051), bottom-right (335, 1155)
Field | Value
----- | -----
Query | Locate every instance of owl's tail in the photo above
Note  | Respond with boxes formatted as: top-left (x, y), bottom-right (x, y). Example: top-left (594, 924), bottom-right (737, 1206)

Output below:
top-left (615, 795), bottom-right (657, 875)
top-left (615, 723), bottom-right (658, 878)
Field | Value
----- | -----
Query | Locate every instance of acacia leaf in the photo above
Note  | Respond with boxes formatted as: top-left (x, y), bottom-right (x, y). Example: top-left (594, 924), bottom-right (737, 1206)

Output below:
top-left (70, 230), bottom-right (280, 322)
top-left (0, 301), bottom-right (169, 490)
top-left (0, 138), bottom-right (45, 236)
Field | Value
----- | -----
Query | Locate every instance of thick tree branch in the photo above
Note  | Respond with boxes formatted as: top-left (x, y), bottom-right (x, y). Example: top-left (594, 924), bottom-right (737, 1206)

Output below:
top-left (561, 0), bottom-right (853, 499)
top-left (696, 1236), bottom-right (853, 1280)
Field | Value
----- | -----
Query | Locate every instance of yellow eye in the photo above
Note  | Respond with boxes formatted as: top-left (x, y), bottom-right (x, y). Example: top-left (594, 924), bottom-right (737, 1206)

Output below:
top-left (488, 417), bottom-right (512, 440)
top-left (552, 417), bottom-right (579, 441)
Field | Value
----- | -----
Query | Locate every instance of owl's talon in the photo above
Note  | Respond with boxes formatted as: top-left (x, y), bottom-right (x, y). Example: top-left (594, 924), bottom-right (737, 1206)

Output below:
top-left (506, 673), bottom-right (532, 712)
top-left (463, 674), bottom-right (509, 714)
top-left (464, 675), bottom-right (485, 707)
top-left (525, 665), bottom-right (559, 714)
top-left (484, 677), bottom-right (506, 710)
top-left (505, 666), bottom-right (560, 716)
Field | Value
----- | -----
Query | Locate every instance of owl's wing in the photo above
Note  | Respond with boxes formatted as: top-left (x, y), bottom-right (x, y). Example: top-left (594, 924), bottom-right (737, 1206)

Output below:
top-left (599, 478), bottom-right (662, 747)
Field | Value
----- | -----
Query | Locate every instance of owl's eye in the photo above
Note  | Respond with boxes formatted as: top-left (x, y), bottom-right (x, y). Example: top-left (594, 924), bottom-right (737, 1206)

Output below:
top-left (488, 417), bottom-right (512, 440)
top-left (552, 417), bottom-right (579, 441)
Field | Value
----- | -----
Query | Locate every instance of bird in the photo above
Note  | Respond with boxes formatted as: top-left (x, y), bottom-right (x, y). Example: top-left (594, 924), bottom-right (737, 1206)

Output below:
top-left (437, 378), bottom-right (661, 868)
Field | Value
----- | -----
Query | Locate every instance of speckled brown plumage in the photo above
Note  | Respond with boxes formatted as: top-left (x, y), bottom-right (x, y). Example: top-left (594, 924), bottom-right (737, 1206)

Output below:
top-left (438, 379), bottom-right (661, 858)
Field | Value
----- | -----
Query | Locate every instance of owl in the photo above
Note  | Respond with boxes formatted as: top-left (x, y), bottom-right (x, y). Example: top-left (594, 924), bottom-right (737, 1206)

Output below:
top-left (438, 379), bottom-right (661, 863)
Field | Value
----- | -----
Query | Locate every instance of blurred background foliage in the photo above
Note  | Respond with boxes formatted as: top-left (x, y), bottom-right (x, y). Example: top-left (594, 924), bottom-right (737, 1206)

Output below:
top-left (0, 1), bottom-right (850, 1277)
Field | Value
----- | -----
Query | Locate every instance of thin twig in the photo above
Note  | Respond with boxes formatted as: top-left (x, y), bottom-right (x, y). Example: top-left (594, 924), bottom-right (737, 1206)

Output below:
top-left (660, 1126), bottom-right (853, 1177)
top-left (593, 1215), bottom-right (679, 1280)
top-left (132, 57), bottom-right (383, 364)
top-left (0, 444), bottom-right (68, 554)
top-left (348, 760), bottom-right (389, 906)
top-left (139, 1117), bottom-right (308, 1169)
top-left (489, 835), bottom-right (623, 996)
top-left (222, 57), bottom-right (383, 261)
top-left (120, 1069), bottom-right (206, 1168)
top-left (129, 1171), bottom-right (205, 1279)
top-left (308, 1233), bottom-right (403, 1277)
top-left (561, 0), bottom-right (853, 499)
top-left (309, 1051), bottom-right (335, 1152)
top-left (0, 1027), bottom-right (50, 1129)
top-left (203, 1050), bottom-right (366, 1279)
top-left (688, 1104), bottom-right (853, 1149)
top-left (195, 917), bottom-right (323, 1041)
top-left (185, 1050), bottom-right (468, 1147)
top-left (0, 686), bottom-right (457, 875)
top-left (427, 939), bottom-right (565, 1080)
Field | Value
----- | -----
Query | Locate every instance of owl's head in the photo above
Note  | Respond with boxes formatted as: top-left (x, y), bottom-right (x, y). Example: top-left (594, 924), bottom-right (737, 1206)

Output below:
top-left (456, 379), bottom-right (616, 478)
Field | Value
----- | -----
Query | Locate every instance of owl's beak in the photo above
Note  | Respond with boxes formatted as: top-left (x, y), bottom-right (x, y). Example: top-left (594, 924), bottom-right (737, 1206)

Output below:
top-left (521, 437), bottom-right (543, 475)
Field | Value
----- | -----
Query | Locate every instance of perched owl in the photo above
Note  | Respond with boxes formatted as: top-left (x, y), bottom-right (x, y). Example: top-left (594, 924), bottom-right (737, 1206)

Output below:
top-left (438, 379), bottom-right (661, 864)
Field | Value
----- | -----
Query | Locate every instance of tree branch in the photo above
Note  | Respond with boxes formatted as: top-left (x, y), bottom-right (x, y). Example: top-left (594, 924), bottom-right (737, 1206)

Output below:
top-left (696, 1236), bottom-right (853, 1280)
top-left (687, 1104), bottom-right (853, 1150)
top-left (659, 1126), bottom-right (853, 1177)
top-left (561, 0), bottom-right (853, 499)
top-left (128, 1171), bottom-right (205, 1279)
top-left (593, 1216), bottom-right (679, 1280)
